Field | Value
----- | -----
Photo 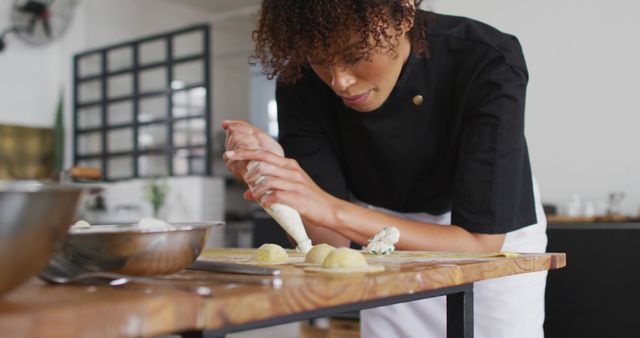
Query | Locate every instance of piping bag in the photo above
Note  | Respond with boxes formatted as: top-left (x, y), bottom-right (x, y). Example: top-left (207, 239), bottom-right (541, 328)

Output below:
top-left (248, 160), bottom-right (313, 253)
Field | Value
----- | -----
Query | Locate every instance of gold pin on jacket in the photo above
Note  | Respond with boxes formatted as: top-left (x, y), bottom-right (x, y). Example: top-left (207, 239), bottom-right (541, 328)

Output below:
top-left (412, 95), bottom-right (423, 106)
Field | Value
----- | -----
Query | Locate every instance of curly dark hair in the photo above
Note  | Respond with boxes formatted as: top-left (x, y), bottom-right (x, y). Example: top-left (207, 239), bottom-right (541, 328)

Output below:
top-left (252, 0), bottom-right (431, 83)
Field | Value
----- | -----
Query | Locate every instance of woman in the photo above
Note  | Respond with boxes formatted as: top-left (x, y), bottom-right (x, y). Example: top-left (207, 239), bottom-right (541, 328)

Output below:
top-left (223, 1), bottom-right (547, 337)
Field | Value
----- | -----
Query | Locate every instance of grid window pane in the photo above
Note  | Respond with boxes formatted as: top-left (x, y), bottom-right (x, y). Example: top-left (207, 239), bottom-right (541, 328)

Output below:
top-left (139, 96), bottom-right (167, 122)
top-left (108, 128), bottom-right (133, 152)
top-left (139, 39), bottom-right (166, 65)
top-left (78, 80), bottom-right (102, 103)
top-left (173, 61), bottom-right (204, 87)
top-left (139, 154), bottom-right (167, 177)
top-left (77, 132), bottom-right (102, 155)
top-left (173, 118), bottom-right (206, 147)
top-left (173, 31), bottom-right (204, 58)
top-left (74, 26), bottom-right (211, 181)
top-left (191, 156), bottom-right (206, 175)
top-left (78, 53), bottom-right (102, 77)
top-left (172, 87), bottom-right (206, 118)
top-left (77, 159), bottom-right (102, 171)
top-left (173, 147), bottom-right (206, 175)
top-left (107, 156), bottom-right (133, 180)
top-left (77, 107), bottom-right (101, 129)
top-left (140, 67), bottom-right (167, 93)
top-left (107, 101), bottom-right (133, 125)
top-left (139, 124), bottom-right (167, 150)
top-left (108, 73), bottom-right (132, 99)
top-left (108, 47), bottom-right (133, 72)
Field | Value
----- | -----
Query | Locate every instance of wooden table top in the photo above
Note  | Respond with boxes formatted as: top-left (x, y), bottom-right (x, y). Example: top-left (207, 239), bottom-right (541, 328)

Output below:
top-left (0, 248), bottom-right (566, 338)
top-left (547, 214), bottom-right (639, 223)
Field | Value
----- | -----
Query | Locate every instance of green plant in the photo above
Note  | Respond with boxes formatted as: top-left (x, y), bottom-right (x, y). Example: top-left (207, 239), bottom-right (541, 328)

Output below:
top-left (52, 89), bottom-right (64, 178)
top-left (144, 178), bottom-right (169, 218)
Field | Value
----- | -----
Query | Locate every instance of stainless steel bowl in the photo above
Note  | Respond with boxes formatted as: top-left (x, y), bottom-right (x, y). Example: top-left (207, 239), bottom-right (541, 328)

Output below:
top-left (45, 222), bottom-right (224, 276)
top-left (0, 181), bottom-right (84, 297)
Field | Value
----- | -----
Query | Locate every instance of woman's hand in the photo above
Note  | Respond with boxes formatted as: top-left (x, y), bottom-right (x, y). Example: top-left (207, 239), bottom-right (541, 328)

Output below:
top-left (225, 149), bottom-right (340, 227)
top-left (222, 120), bottom-right (284, 182)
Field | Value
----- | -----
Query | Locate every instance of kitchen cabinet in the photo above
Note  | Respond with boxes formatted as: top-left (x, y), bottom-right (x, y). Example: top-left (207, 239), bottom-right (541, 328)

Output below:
top-left (545, 222), bottom-right (640, 338)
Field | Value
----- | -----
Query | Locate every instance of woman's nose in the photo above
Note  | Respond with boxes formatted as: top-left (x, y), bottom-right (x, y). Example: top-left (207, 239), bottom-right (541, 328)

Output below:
top-left (330, 66), bottom-right (356, 92)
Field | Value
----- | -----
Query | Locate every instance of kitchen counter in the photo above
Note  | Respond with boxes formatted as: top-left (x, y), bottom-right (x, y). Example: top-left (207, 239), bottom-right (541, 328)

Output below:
top-left (0, 249), bottom-right (565, 338)
top-left (548, 221), bottom-right (640, 230)
top-left (546, 214), bottom-right (640, 224)
top-left (545, 220), bottom-right (639, 337)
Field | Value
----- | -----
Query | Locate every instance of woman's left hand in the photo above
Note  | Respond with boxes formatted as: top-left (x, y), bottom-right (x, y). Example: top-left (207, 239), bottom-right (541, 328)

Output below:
top-left (226, 149), bottom-right (339, 227)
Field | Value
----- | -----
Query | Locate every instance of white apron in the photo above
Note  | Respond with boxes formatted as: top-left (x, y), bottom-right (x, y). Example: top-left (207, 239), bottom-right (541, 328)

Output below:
top-left (359, 178), bottom-right (548, 338)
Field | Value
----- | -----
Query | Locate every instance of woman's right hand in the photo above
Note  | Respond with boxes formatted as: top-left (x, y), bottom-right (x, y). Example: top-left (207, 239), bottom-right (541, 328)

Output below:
top-left (222, 120), bottom-right (284, 183)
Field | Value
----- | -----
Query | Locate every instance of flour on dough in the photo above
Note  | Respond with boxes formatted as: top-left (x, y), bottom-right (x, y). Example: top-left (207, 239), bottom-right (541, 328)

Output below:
top-left (253, 243), bottom-right (289, 264)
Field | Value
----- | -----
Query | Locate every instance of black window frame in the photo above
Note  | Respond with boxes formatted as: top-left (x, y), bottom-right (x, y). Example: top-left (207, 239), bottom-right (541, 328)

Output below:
top-left (72, 24), bottom-right (212, 181)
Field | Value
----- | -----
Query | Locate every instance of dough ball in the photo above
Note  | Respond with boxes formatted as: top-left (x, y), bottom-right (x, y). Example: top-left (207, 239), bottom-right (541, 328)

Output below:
top-left (322, 248), bottom-right (368, 269)
top-left (71, 220), bottom-right (91, 229)
top-left (367, 240), bottom-right (395, 255)
top-left (253, 243), bottom-right (289, 263)
top-left (304, 243), bottom-right (335, 264)
top-left (369, 227), bottom-right (400, 245)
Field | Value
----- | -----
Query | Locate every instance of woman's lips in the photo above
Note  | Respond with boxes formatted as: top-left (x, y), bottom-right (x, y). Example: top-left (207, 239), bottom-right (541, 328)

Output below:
top-left (342, 90), bottom-right (371, 107)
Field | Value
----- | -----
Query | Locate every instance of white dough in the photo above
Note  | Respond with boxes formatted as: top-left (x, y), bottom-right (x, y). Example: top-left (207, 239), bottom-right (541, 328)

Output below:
top-left (304, 248), bottom-right (384, 274)
top-left (71, 220), bottom-right (91, 228)
top-left (367, 241), bottom-right (395, 255)
top-left (322, 248), bottom-right (368, 268)
top-left (304, 243), bottom-right (335, 265)
top-left (367, 227), bottom-right (400, 255)
top-left (253, 243), bottom-right (289, 263)
top-left (370, 227), bottom-right (400, 244)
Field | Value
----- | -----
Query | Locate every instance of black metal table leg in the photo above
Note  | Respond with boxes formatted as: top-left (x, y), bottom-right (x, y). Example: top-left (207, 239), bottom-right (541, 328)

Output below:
top-left (447, 283), bottom-right (474, 338)
top-left (177, 283), bottom-right (475, 338)
top-left (180, 330), bottom-right (205, 338)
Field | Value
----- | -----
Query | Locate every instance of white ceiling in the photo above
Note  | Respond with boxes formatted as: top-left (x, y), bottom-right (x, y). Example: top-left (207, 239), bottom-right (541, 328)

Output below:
top-left (177, 0), bottom-right (261, 15)
top-left (175, 0), bottom-right (260, 32)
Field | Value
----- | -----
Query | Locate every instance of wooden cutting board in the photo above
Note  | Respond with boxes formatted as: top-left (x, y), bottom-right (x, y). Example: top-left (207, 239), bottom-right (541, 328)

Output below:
top-left (200, 248), bottom-right (523, 268)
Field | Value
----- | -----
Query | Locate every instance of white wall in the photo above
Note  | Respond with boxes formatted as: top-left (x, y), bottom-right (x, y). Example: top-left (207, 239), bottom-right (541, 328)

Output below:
top-left (3, 0), bottom-right (638, 216)
top-left (427, 0), bottom-right (640, 215)
top-left (0, 0), bottom-right (62, 127)
top-left (0, 0), bottom-right (252, 173)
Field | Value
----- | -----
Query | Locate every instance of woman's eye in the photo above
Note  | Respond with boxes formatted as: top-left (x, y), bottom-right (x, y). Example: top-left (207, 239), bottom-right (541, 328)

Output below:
top-left (344, 54), bottom-right (366, 65)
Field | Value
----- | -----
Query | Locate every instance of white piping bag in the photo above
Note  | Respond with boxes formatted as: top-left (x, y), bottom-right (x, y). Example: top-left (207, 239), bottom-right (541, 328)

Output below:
top-left (248, 161), bottom-right (313, 253)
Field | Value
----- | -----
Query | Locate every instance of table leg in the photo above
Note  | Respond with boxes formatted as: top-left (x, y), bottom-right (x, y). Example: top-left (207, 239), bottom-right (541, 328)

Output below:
top-left (180, 330), bottom-right (206, 338)
top-left (446, 283), bottom-right (474, 338)
top-left (184, 283), bottom-right (474, 338)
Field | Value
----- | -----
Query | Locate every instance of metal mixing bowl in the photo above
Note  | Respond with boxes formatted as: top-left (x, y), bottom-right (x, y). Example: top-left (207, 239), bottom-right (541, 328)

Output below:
top-left (45, 222), bottom-right (224, 276)
top-left (0, 181), bottom-right (84, 297)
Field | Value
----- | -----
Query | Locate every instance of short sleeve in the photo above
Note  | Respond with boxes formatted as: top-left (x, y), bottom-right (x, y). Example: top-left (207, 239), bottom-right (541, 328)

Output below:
top-left (276, 81), bottom-right (349, 201)
top-left (451, 42), bottom-right (536, 234)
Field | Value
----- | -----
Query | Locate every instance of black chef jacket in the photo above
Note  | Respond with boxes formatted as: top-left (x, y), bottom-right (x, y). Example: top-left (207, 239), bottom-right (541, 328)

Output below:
top-left (276, 11), bottom-right (537, 234)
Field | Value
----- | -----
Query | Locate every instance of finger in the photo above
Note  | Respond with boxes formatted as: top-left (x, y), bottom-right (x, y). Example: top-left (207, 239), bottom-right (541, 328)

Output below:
top-left (222, 120), bottom-right (255, 133)
top-left (251, 177), bottom-right (299, 201)
top-left (244, 163), bottom-right (304, 187)
top-left (222, 119), bottom-right (250, 129)
top-left (228, 161), bottom-right (247, 175)
top-left (258, 190), bottom-right (300, 212)
top-left (244, 161), bottom-right (269, 183)
top-left (225, 150), bottom-right (294, 169)
top-left (225, 129), bottom-right (257, 149)
top-left (223, 150), bottom-right (249, 177)
top-left (243, 189), bottom-right (255, 201)
top-left (227, 135), bottom-right (260, 152)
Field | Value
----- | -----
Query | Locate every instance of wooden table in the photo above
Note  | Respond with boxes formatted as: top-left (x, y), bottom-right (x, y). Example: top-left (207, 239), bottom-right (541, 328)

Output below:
top-left (0, 249), bottom-right (565, 338)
